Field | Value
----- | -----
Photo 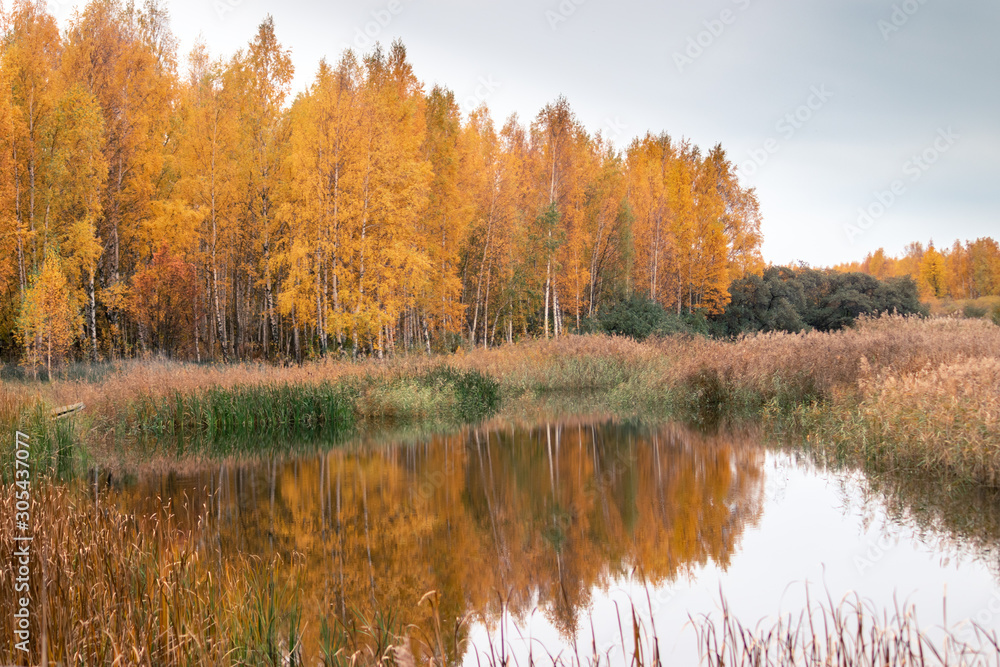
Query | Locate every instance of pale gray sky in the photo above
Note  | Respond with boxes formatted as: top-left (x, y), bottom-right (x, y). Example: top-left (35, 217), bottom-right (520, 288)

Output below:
top-left (56, 0), bottom-right (1000, 266)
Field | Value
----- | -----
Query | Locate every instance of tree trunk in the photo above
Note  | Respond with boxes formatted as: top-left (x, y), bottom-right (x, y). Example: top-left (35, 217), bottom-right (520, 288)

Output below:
top-left (293, 311), bottom-right (301, 363)
top-left (89, 270), bottom-right (98, 361)
top-left (543, 261), bottom-right (551, 339)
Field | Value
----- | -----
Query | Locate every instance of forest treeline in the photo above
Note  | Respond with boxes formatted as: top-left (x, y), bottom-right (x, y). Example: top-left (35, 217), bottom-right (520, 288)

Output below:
top-left (834, 240), bottom-right (1000, 302)
top-left (714, 240), bottom-right (1000, 337)
top-left (591, 238), bottom-right (1000, 340)
top-left (591, 266), bottom-right (926, 340)
top-left (0, 0), bottom-right (766, 369)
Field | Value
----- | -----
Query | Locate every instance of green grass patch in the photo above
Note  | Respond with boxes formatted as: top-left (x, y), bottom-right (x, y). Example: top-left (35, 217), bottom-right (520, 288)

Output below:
top-left (126, 382), bottom-right (358, 440)
top-left (0, 399), bottom-right (83, 482)
top-left (118, 365), bottom-right (502, 457)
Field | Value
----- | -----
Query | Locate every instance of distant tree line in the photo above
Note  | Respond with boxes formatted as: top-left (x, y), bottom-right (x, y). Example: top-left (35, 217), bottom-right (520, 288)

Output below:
top-left (835, 239), bottom-right (1000, 301)
top-left (591, 266), bottom-right (926, 340)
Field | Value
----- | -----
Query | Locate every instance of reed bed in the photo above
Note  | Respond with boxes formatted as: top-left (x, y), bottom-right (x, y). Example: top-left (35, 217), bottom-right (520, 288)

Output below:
top-left (2, 364), bottom-right (500, 468)
top-left (457, 315), bottom-right (1000, 403)
top-left (797, 355), bottom-right (1000, 486)
top-left (0, 484), bottom-right (304, 666)
top-left (4, 314), bottom-right (999, 483)
top-left (0, 385), bottom-right (80, 482)
top-left (15, 315), bottom-right (999, 416)
top-left (126, 381), bottom-right (357, 439)
top-left (460, 316), bottom-right (1000, 485)
top-left (692, 592), bottom-right (1000, 667)
top-left (119, 365), bottom-right (500, 443)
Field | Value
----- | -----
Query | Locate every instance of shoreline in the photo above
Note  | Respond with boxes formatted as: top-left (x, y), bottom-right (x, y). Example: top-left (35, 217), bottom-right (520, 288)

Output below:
top-left (3, 314), bottom-right (998, 487)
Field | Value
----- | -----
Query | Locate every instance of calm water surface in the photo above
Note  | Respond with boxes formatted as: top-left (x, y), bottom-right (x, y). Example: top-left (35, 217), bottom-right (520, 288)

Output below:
top-left (104, 417), bottom-right (1000, 664)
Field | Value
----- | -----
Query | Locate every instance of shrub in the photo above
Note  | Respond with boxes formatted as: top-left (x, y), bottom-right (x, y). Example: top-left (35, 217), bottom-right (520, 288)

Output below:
top-left (592, 295), bottom-right (711, 340)
top-left (714, 267), bottom-right (924, 336)
top-left (420, 365), bottom-right (501, 422)
top-left (597, 294), bottom-right (668, 340)
top-left (964, 303), bottom-right (989, 318)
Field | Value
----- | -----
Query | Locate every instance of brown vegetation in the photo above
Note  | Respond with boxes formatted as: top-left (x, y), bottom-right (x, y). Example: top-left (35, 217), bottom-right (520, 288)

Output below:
top-left (5, 314), bottom-right (1000, 483)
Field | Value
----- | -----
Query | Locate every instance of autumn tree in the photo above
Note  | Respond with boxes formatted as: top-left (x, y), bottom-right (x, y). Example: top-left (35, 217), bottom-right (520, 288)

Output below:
top-left (919, 244), bottom-right (947, 298)
top-left (1, 4), bottom-right (785, 361)
top-left (861, 248), bottom-right (893, 280)
top-left (61, 0), bottom-right (177, 357)
top-left (158, 42), bottom-right (238, 361)
top-left (229, 16), bottom-right (293, 358)
top-left (1, 1), bottom-right (107, 360)
top-left (0, 9), bottom-right (20, 350)
top-left (3, 0), bottom-right (63, 298)
top-left (459, 111), bottom-right (536, 347)
top-left (458, 107), bottom-right (505, 347)
top-left (844, 239), bottom-right (1000, 304)
top-left (689, 146), bottom-right (734, 314)
top-left (626, 133), bottom-right (673, 307)
top-left (966, 237), bottom-right (1000, 298)
top-left (17, 249), bottom-right (81, 377)
top-left (342, 41), bottom-right (431, 354)
top-left (582, 140), bottom-right (633, 318)
top-left (530, 97), bottom-right (591, 338)
top-left (416, 85), bottom-right (471, 342)
top-left (279, 54), bottom-right (367, 359)
top-left (128, 245), bottom-right (197, 356)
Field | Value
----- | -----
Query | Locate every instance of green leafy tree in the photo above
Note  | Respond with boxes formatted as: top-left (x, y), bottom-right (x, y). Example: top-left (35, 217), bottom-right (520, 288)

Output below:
top-left (714, 267), bottom-right (923, 336)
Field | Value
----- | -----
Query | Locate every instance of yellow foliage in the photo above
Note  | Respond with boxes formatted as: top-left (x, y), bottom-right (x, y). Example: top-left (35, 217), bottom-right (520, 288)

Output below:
top-left (17, 250), bottom-right (82, 376)
top-left (0, 2), bottom-right (773, 360)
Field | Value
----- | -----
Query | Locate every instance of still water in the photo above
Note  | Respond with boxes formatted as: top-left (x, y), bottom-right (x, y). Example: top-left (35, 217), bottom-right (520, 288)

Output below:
top-left (106, 417), bottom-right (1000, 664)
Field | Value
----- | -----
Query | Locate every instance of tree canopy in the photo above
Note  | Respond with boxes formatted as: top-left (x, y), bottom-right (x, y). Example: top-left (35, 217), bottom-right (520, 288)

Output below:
top-left (0, 1), bottom-right (766, 363)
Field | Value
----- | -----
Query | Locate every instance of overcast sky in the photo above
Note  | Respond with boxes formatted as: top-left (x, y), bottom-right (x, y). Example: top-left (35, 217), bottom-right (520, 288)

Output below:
top-left (53, 0), bottom-right (999, 267)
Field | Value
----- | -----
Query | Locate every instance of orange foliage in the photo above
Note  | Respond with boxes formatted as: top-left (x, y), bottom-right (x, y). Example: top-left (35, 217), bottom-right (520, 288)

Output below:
top-left (835, 238), bottom-right (1000, 302)
top-left (128, 245), bottom-right (198, 356)
top-left (0, 2), bottom-right (764, 361)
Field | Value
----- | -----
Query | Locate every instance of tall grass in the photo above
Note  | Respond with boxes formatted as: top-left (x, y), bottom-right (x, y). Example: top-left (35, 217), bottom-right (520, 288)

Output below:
top-left (692, 591), bottom-right (1000, 667)
top-left (0, 385), bottom-right (81, 482)
top-left (462, 316), bottom-right (1000, 485)
top-left (127, 382), bottom-right (357, 439)
top-left (3, 363), bottom-right (501, 468)
top-left (122, 365), bottom-right (500, 440)
top-left (8, 314), bottom-right (1000, 483)
top-left (0, 484), bottom-right (305, 666)
top-left (796, 355), bottom-right (1000, 485)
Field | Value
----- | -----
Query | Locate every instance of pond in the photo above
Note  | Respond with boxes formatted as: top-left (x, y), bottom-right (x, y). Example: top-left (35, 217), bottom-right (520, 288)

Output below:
top-left (100, 417), bottom-right (1000, 664)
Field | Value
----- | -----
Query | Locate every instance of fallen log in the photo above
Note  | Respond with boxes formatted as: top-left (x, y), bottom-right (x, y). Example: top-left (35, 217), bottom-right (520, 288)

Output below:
top-left (50, 402), bottom-right (84, 419)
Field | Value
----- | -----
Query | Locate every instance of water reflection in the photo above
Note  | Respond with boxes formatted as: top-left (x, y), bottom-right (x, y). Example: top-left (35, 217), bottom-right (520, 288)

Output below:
top-left (106, 418), bottom-right (765, 660)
